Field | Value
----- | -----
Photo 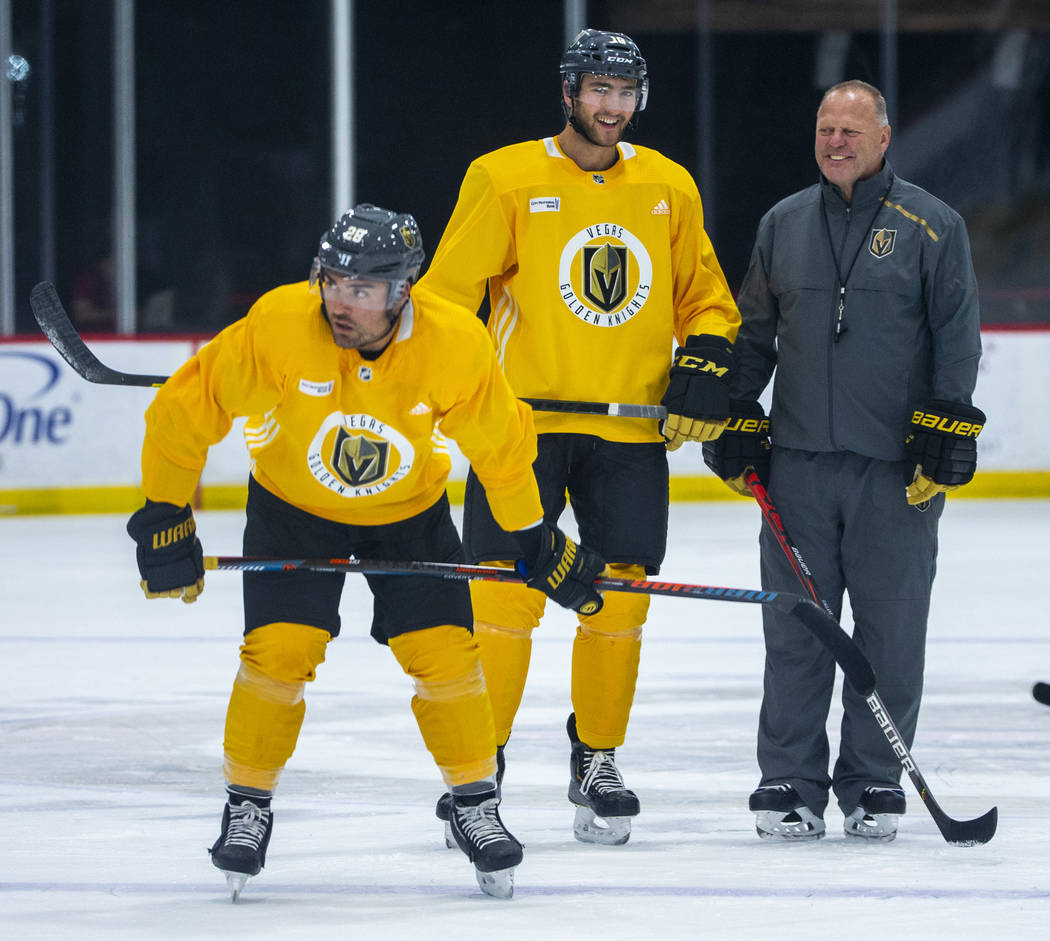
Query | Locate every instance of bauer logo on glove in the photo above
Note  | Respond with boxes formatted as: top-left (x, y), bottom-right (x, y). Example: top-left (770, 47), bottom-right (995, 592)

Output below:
top-left (903, 399), bottom-right (986, 506)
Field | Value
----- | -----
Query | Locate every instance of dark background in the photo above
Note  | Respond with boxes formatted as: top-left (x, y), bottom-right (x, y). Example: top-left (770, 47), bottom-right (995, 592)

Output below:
top-left (6, 0), bottom-right (1049, 332)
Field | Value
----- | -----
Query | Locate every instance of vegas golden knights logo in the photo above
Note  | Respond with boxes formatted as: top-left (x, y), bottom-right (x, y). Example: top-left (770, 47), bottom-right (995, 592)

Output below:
top-left (869, 228), bottom-right (897, 258)
top-left (582, 243), bottom-right (628, 312)
top-left (332, 429), bottom-right (389, 486)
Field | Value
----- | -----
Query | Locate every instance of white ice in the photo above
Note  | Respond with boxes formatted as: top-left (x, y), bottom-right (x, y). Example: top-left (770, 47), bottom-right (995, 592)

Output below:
top-left (2, 499), bottom-right (1048, 940)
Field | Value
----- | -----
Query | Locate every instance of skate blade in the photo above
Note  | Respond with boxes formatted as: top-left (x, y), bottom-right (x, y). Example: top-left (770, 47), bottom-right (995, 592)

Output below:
top-left (754, 808), bottom-right (826, 842)
top-left (475, 865), bottom-right (515, 899)
top-left (844, 812), bottom-right (899, 842)
top-left (443, 820), bottom-right (455, 849)
top-left (223, 870), bottom-right (250, 902)
top-left (572, 805), bottom-right (632, 845)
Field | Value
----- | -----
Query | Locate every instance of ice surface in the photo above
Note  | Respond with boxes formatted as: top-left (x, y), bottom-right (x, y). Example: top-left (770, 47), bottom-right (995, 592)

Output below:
top-left (2, 499), bottom-right (1048, 939)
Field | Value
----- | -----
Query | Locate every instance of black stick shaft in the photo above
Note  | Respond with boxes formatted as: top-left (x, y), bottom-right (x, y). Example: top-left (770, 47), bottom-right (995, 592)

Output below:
top-left (31, 282), bottom-right (666, 418)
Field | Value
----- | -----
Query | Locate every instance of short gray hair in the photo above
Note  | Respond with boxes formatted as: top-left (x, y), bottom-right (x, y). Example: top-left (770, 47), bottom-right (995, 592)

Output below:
top-left (820, 80), bottom-right (888, 126)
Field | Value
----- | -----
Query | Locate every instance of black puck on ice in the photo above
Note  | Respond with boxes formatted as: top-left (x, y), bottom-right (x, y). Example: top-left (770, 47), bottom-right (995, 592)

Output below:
top-left (1033, 682), bottom-right (1050, 706)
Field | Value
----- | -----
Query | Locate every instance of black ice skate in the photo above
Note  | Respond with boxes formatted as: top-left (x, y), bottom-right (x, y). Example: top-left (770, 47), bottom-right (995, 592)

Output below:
top-left (566, 712), bottom-right (640, 845)
top-left (208, 787), bottom-right (274, 901)
top-left (448, 787), bottom-right (523, 899)
top-left (436, 745), bottom-right (505, 849)
top-left (749, 783), bottom-right (825, 841)
top-left (843, 786), bottom-right (906, 842)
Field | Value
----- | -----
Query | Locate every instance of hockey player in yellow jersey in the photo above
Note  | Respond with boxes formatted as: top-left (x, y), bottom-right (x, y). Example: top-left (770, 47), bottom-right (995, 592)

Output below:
top-left (123, 204), bottom-right (606, 900)
top-left (415, 30), bottom-right (740, 845)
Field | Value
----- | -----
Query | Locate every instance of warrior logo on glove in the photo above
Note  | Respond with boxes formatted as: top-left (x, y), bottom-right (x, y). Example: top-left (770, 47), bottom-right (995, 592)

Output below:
top-left (127, 500), bottom-right (206, 604)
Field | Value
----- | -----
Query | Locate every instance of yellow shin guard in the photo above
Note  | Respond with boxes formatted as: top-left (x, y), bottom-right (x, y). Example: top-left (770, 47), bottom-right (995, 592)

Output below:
top-left (571, 564), bottom-right (648, 748)
top-left (470, 572), bottom-right (546, 746)
top-left (222, 622), bottom-right (331, 791)
top-left (388, 624), bottom-right (498, 787)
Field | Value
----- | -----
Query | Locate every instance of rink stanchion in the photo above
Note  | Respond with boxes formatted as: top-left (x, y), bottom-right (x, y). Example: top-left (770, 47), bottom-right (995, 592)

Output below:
top-left (744, 468), bottom-right (998, 846)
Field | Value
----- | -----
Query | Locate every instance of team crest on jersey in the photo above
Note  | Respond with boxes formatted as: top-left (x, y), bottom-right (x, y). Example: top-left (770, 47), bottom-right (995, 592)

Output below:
top-left (307, 412), bottom-right (414, 497)
top-left (559, 223), bottom-right (653, 327)
top-left (869, 228), bottom-right (897, 258)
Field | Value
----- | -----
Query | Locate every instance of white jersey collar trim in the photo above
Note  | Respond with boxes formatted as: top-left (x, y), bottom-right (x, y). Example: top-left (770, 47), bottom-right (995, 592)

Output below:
top-left (395, 298), bottom-right (415, 343)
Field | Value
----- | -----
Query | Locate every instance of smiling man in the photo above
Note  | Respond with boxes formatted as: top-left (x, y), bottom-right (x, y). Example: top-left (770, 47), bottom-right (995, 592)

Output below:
top-left (703, 80), bottom-right (985, 844)
top-left (815, 83), bottom-right (892, 204)
top-left (415, 28), bottom-right (739, 848)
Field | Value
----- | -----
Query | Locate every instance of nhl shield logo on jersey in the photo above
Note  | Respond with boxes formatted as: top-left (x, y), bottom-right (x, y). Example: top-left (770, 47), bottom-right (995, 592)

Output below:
top-left (307, 412), bottom-right (415, 497)
top-left (559, 223), bottom-right (653, 327)
top-left (869, 228), bottom-right (897, 258)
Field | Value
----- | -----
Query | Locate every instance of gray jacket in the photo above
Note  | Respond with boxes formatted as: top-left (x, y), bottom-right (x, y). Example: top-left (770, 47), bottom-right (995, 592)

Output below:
top-left (732, 161), bottom-right (981, 462)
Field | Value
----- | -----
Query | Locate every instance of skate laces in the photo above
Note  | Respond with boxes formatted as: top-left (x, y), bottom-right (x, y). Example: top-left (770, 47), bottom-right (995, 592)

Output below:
top-left (580, 748), bottom-right (624, 796)
top-left (224, 800), bottom-right (271, 850)
top-left (454, 798), bottom-right (508, 849)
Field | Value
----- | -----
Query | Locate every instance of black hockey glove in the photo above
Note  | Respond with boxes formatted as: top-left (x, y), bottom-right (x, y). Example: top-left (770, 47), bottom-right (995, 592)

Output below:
top-left (903, 399), bottom-right (986, 506)
top-left (126, 500), bottom-right (205, 603)
top-left (514, 523), bottom-right (605, 616)
top-left (660, 334), bottom-right (733, 451)
top-left (701, 400), bottom-right (772, 497)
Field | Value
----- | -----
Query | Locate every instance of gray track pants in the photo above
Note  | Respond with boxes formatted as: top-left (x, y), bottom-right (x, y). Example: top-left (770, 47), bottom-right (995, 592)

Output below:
top-left (756, 448), bottom-right (943, 816)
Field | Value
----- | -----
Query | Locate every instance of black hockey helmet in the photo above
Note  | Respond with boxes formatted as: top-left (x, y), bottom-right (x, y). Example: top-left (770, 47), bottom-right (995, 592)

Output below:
top-left (311, 203), bottom-right (425, 307)
top-left (560, 28), bottom-right (649, 113)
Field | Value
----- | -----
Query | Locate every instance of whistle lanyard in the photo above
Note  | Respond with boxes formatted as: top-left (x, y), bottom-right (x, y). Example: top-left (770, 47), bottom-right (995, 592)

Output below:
top-left (820, 177), bottom-right (893, 342)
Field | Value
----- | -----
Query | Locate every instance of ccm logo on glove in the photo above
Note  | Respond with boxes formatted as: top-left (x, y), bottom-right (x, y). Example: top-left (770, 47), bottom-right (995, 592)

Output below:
top-left (672, 353), bottom-right (729, 377)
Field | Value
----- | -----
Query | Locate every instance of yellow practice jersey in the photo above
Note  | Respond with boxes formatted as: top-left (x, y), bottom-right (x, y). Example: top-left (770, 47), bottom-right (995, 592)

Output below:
top-left (414, 136), bottom-right (741, 441)
top-left (140, 281), bottom-right (543, 529)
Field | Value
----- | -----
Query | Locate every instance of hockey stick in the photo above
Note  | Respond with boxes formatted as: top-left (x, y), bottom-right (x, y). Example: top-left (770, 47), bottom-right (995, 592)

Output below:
top-left (743, 468), bottom-right (998, 846)
top-left (202, 553), bottom-right (875, 687)
top-left (31, 281), bottom-right (665, 419)
top-left (520, 398), bottom-right (666, 419)
top-left (29, 281), bottom-right (168, 387)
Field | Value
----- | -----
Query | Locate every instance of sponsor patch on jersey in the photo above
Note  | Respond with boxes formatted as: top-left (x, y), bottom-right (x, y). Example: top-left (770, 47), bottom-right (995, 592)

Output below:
top-left (651, 199), bottom-right (670, 215)
top-left (358, 366), bottom-right (372, 381)
top-left (409, 401), bottom-right (432, 415)
top-left (558, 223), bottom-right (653, 327)
top-left (298, 378), bottom-right (334, 397)
top-left (307, 412), bottom-right (415, 498)
top-left (869, 228), bottom-right (897, 258)
top-left (530, 197), bottom-right (561, 213)
top-left (592, 174), bottom-right (606, 185)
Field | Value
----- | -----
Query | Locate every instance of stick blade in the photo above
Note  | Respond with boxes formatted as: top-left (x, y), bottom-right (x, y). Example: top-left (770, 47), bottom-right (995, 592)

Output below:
top-left (29, 281), bottom-right (169, 387)
top-left (939, 805), bottom-right (998, 847)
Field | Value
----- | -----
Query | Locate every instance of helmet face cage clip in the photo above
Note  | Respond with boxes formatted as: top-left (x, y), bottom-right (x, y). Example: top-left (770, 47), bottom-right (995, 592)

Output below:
top-left (560, 28), bottom-right (649, 128)
top-left (311, 203), bottom-right (425, 310)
